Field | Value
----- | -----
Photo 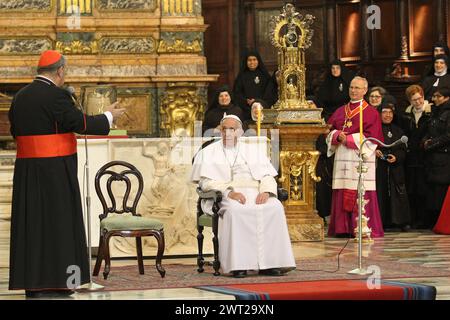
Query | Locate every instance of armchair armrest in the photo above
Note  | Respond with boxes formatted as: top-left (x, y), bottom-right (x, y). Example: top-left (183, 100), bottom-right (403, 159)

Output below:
top-left (277, 187), bottom-right (288, 202)
top-left (196, 188), bottom-right (223, 203)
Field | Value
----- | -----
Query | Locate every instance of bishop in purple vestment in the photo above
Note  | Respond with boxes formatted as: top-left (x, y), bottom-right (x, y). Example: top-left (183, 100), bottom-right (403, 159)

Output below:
top-left (326, 76), bottom-right (385, 237)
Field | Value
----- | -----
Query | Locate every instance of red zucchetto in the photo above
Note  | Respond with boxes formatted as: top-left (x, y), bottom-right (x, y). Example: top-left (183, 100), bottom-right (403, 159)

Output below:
top-left (38, 50), bottom-right (63, 68)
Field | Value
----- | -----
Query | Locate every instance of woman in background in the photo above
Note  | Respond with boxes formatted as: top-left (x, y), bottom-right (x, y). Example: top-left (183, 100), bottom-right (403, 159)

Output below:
top-left (233, 50), bottom-right (271, 122)
top-left (422, 54), bottom-right (450, 101)
top-left (315, 60), bottom-right (354, 121)
top-left (202, 86), bottom-right (243, 136)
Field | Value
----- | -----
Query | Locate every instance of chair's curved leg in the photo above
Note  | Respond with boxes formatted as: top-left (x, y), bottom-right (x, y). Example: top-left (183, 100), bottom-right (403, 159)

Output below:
top-left (212, 214), bottom-right (220, 276)
top-left (93, 234), bottom-right (104, 276)
top-left (154, 230), bottom-right (166, 278)
top-left (103, 233), bottom-right (112, 280)
top-left (197, 224), bottom-right (205, 273)
top-left (136, 236), bottom-right (145, 275)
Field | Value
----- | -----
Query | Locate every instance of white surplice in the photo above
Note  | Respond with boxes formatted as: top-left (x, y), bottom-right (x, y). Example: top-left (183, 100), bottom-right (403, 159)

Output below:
top-left (326, 130), bottom-right (377, 191)
top-left (191, 140), bottom-right (296, 274)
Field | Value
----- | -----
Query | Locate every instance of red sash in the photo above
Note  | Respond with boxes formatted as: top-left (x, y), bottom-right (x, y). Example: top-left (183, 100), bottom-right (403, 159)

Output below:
top-left (16, 133), bottom-right (77, 159)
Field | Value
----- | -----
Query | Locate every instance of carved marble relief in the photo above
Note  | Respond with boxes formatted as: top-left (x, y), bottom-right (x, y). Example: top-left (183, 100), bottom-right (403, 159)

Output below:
top-left (0, 38), bottom-right (52, 55)
top-left (0, 65), bottom-right (156, 78)
top-left (0, 0), bottom-right (51, 11)
top-left (66, 65), bottom-right (156, 77)
top-left (97, 0), bottom-right (156, 11)
top-left (107, 138), bottom-right (210, 256)
top-left (158, 32), bottom-right (203, 54)
top-left (0, 67), bottom-right (33, 78)
top-left (99, 37), bottom-right (156, 54)
top-left (159, 84), bottom-right (205, 137)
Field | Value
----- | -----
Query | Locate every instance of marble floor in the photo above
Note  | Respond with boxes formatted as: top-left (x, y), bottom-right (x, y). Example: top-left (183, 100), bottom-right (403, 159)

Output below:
top-left (0, 231), bottom-right (449, 300)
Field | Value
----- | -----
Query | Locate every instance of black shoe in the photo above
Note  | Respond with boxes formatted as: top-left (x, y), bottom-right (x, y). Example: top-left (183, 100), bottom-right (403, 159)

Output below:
top-left (259, 268), bottom-right (284, 276)
top-left (26, 290), bottom-right (75, 298)
top-left (231, 270), bottom-right (247, 278)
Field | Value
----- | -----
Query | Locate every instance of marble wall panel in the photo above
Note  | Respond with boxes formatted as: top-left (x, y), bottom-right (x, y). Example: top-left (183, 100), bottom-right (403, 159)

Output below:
top-left (0, 0), bottom-right (51, 11)
top-left (99, 37), bottom-right (156, 54)
top-left (0, 38), bottom-right (52, 55)
top-left (97, 0), bottom-right (157, 11)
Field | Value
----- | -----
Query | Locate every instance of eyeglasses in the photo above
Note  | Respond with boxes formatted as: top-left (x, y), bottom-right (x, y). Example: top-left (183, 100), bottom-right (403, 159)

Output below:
top-left (350, 86), bottom-right (365, 90)
top-left (370, 95), bottom-right (382, 99)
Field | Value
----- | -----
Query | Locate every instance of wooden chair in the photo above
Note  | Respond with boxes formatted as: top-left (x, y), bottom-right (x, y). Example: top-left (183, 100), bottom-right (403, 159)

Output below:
top-left (92, 161), bottom-right (165, 279)
top-left (196, 187), bottom-right (288, 276)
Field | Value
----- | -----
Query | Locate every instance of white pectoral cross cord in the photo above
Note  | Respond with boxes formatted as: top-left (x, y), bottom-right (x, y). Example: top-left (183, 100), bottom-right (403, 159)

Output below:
top-left (223, 145), bottom-right (240, 179)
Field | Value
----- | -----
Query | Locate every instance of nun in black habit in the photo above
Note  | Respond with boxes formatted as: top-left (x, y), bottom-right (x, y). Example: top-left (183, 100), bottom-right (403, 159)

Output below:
top-left (202, 86), bottom-right (244, 136)
top-left (233, 50), bottom-right (271, 121)
top-left (375, 103), bottom-right (411, 231)
top-left (422, 41), bottom-right (450, 78)
top-left (422, 54), bottom-right (450, 101)
top-left (314, 60), bottom-right (354, 121)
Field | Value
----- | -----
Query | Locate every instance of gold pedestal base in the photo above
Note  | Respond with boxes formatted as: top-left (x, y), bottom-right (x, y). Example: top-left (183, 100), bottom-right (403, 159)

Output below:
top-left (261, 121), bottom-right (329, 242)
top-left (262, 108), bottom-right (324, 125)
top-left (76, 282), bottom-right (105, 291)
top-left (347, 268), bottom-right (374, 275)
top-left (287, 215), bottom-right (324, 241)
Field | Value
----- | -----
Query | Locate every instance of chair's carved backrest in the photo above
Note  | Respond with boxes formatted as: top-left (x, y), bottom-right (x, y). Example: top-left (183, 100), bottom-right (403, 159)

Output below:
top-left (95, 161), bottom-right (144, 220)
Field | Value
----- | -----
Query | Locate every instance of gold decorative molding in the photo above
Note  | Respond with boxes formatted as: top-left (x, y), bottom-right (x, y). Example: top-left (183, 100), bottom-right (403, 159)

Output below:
top-left (279, 150), bottom-right (321, 203)
top-left (265, 3), bottom-right (316, 114)
top-left (58, 0), bottom-right (92, 14)
top-left (162, 0), bottom-right (195, 15)
top-left (160, 84), bottom-right (204, 137)
top-left (157, 38), bottom-right (202, 54)
top-left (55, 40), bottom-right (98, 54)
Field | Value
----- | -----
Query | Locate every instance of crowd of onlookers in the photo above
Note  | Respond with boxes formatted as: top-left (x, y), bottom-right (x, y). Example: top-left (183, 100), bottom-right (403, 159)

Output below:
top-left (201, 43), bottom-right (450, 234)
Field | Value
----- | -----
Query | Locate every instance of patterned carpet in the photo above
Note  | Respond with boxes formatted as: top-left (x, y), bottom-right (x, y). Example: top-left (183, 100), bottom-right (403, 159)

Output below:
top-left (93, 254), bottom-right (450, 291)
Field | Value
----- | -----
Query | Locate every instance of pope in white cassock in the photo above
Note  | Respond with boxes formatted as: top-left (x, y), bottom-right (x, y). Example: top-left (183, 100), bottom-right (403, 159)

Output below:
top-left (191, 115), bottom-right (296, 278)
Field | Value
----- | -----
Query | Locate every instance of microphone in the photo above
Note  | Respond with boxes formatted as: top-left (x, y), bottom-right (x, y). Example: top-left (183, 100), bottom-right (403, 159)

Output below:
top-left (65, 86), bottom-right (77, 100)
top-left (399, 135), bottom-right (408, 148)
top-left (388, 135), bottom-right (408, 148)
top-left (363, 135), bottom-right (408, 148)
top-left (65, 86), bottom-right (84, 111)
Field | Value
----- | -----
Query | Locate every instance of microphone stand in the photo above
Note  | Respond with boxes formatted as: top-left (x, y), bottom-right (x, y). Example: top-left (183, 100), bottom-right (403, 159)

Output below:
top-left (72, 95), bottom-right (104, 291)
top-left (348, 136), bottom-right (407, 275)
